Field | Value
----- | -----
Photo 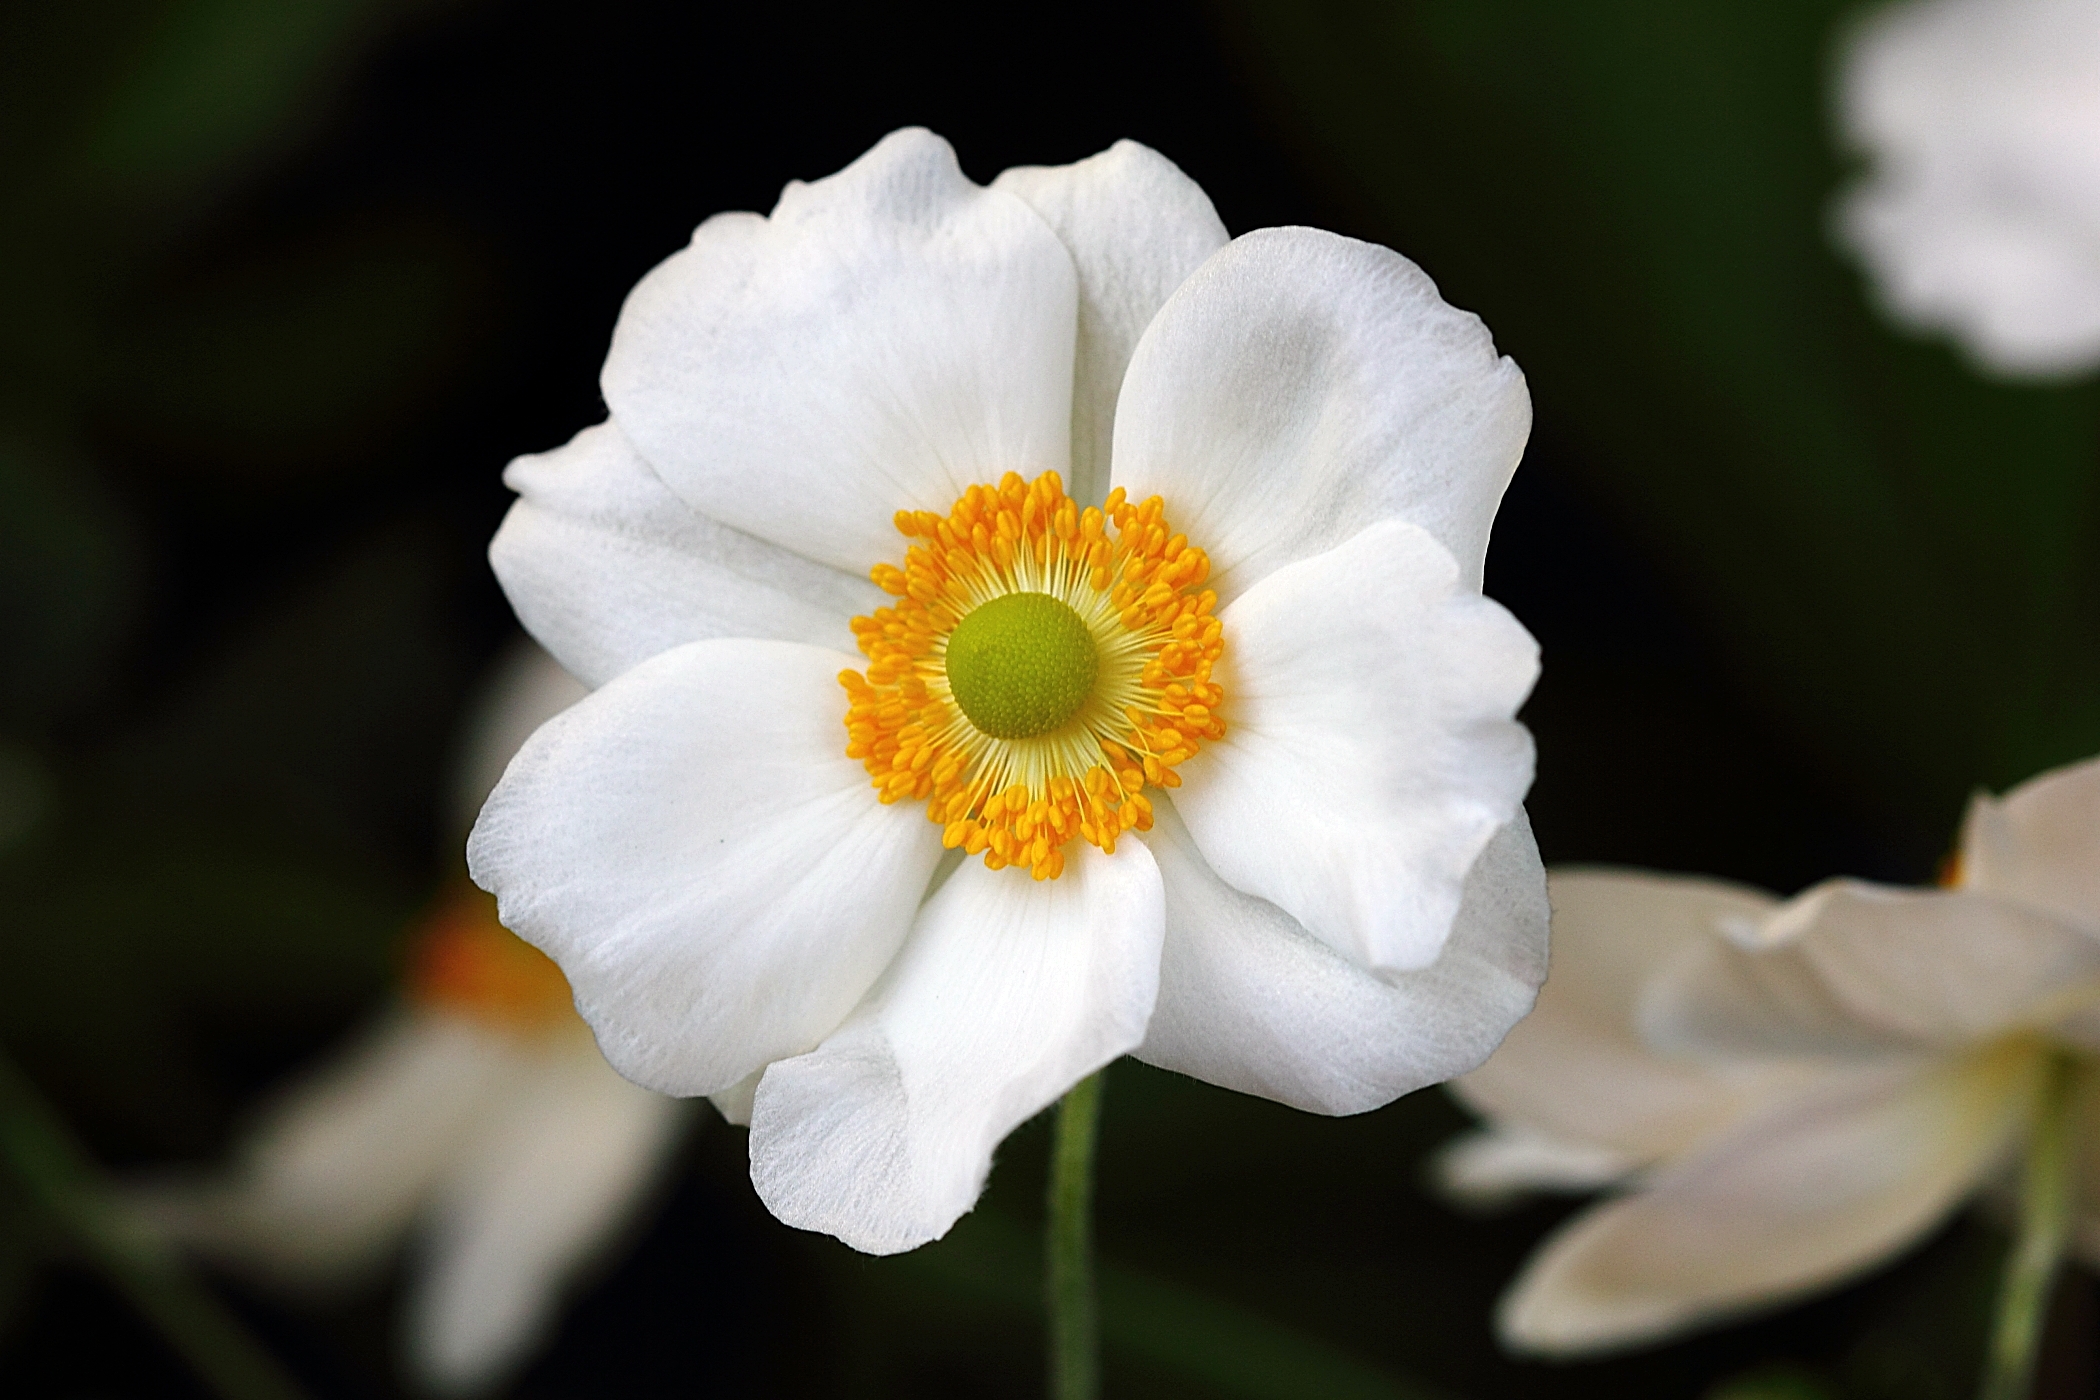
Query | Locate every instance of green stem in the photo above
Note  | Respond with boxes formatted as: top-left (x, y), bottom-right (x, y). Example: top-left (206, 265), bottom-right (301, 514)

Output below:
top-left (1048, 1070), bottom-right (1105, 1400)
top-left (1978, 1053), bottom-right (2082, 1400)
top-left (0, 1051), bottom-right (309, 1400)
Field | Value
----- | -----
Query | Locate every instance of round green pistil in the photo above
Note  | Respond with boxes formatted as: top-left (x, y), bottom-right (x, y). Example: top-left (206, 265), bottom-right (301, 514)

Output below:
top-left (945, 592), bottom-right (1099, 740)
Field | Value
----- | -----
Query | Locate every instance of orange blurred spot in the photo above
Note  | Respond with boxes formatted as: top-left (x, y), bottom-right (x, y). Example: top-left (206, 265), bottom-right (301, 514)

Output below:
top-left (407, 882), bottom-right (578, 1034)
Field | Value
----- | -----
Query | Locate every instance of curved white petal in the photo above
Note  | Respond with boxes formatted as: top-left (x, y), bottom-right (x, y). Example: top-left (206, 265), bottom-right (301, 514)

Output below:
top-left (748, 840), bottom-right (1164, 1255)
top-left (1435, 1127), bottom-right (1639, 1209)
top-left (1136, 803), bottom-right (1546, 1115)
top-left (1499, 1048), bottom-right (2037, 1355)
top-left (1172, 519), bottom-right (1537, 972)
top-left (135, 1011), bottom-right (514, 1282)
top-left (1958, 754), bottom-right (2100, 930)
top-left (992, 142), bottom-right (1228, 508)
top-left (467, 638), bottom-right (942, 1097)
top-left (1458, 870), bottom-right (1819, 1166)
top-left (447, 642), bottom-right (590, 837)
top-left (1835, 0), bottom-right (2100, 377)
top-left (492, 421), bottom-right (882, 687)
top-left (601, 128), bottom-right (1078, 574)
top-left (1109, 225), bottom-right (1529, 601)
top-left (1646, 878), bottom-right (2100, 1056)
top-left (405, 1036), bottom-right (692, 1394)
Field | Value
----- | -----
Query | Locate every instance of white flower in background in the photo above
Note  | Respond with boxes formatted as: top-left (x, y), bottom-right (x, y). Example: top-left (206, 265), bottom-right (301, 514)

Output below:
top-left (141, 645), bottom-right (694, 1395)
top-left (1444, 755), bottom-right (2100, 1354)
top-left (1834, 0), bottom-right (2100, 377)
top-left (471, 127), bottom-right (1549, 1256)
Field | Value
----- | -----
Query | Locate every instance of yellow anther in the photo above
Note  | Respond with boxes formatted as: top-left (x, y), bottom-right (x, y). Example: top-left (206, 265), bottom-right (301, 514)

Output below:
top-left (839, 471), bottom-right (1226, 879)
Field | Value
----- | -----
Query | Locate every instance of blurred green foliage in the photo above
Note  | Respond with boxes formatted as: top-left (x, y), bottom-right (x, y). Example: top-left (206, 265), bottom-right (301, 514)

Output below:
top-left (1, 0), bottom-right (2095, 1395)
top-left (1220, 0), bottom-right (2100, 863)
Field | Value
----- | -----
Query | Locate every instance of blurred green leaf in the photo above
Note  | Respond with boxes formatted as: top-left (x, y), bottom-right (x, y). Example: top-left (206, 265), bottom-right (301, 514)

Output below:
top-left (1219, 0), bottom-right (2100, 858)
top-left (1706, 1366), bottom-right (1841, 1400)
top-left (887, 1208), bottom-right (1458, 1400)
top-left (0, 433), bottom-right (139, 728)
top-left (97, 218), bottom-right (486, 475)
top-left (70, 0), bottom-right (418, 204)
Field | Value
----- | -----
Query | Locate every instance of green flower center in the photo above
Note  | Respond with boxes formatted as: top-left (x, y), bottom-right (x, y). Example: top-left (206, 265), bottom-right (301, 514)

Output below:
top-left (944, 591), bottom-right (1099, 740)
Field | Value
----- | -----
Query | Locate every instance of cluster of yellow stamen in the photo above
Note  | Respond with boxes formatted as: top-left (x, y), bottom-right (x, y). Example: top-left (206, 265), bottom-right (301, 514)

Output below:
top-left (841, 470), bottom-right (1226, 880)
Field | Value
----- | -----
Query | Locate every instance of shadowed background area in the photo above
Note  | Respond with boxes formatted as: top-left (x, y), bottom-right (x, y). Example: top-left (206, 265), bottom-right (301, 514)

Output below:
top-left (1, 0), bottom-right (2095, 1396)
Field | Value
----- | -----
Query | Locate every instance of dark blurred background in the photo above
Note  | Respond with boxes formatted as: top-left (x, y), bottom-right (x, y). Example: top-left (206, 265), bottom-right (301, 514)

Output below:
top-left (2, 0), bottom-right (2095, 1396)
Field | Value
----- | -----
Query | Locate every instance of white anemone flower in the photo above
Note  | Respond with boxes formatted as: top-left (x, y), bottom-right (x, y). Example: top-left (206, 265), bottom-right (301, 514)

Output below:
top-left (1443, 754), bottom-right (2100, 1354)
top-left (469, 127), bottom-right (1549, 1257)
top-left (142, 646), bottom-right (694, 1395)
top-left (1834, 0), bottom-right (2100, 377)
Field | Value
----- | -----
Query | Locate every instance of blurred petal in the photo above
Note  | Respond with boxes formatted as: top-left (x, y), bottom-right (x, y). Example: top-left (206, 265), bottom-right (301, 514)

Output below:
top-left (492, 421), bottom-right (882, 687)
top-left (708, 1070), bottom-right (760, 1128)
top-left (468, 639), bottom-right (941, 1097)
top-left (1458, 870), bottom-right (1819, 1165)
top-left (1958, 754), bottom-right (2100, 929)
top-left (1137, 804), bottom-right (1546, 1115)
top-left (405, 1036), bottom-right (692, 1394)
top-left (1110, 226), bottom-right (1529, 601)
top-left (1435, 1126), bottom-right (1637, 1208)
top-left (992, 141), bottom-right (1227, 507)
top-left (137, 1011), bottom-right (513, 1282)
top-left (1172, 520), bottom-right (1536, 972)
top-left (447, 642), bottom-right (589, 837)
top-left (601, 128), bottom-right (1076, 574)
top-left (749, 840), bottom-right (1163, 1255)
top-left (1499, 1048), bottom-right (2036, 1354)
top-left (1647, 879), bottom-right (2100, 1055)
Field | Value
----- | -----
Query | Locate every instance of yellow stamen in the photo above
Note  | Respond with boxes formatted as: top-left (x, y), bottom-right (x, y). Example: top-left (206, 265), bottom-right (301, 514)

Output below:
top-left (842, 471), bottom-right (1227, 880)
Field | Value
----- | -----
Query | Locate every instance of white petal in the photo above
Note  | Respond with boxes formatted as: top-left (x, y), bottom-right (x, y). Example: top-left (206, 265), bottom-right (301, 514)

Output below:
top-left (748, 840), bottom-right (1164, 1255)
top-left (1172, 519), bottom-right (1536, 972)
top-left (1458, 871), bottom-right (1820, 1166)
top-left (491, 421), bottom-right (882, 687)
top-left (467, 639), bottom-right (942, 1097)
top-left (708, 1070), bottom-right (760, 1128)
top-left (135, 1011), bottom-right (514, 1283)
top-left (1135, 803), bottom-right (1546, 1115)
top-left (1435, 1127), bottom-right (1639, 1209)
top-left (405, 1035), bottom-right (692, 1394)
top-left (992, 142), bottom-right (1228, 508)
top-left (1958, 754), bottom-right (2100, 930)
top-left (446, 642), bottom-right (590, 838)
top-left (1110, 226), bottom-right (1529, 601)
top-left (1499, 1049), bottom-right (2036, 1354)
top-left (1647, 878), bottom-right (2100, 1056)
top-left (601, 128), bottom-right (1077, 574)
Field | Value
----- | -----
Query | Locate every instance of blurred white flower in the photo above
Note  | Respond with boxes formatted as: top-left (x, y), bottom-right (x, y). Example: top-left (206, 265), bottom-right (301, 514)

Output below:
top-left (471, 127), bottom-right (1549, 1256)
top-left (141, 646), bottom-right (693, 1395)
top-left (1835, 0), bottom-right (2100, 377)
top-left (1444, 755), bottom-right (2100, 1354)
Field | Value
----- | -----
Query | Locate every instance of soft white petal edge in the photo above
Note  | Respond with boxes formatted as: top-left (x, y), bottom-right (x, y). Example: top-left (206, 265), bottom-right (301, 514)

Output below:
top-left (1435, 1126), bottom-right (1639, 1209)
top-left (129, 1010), bottom-right (515, 1283)
top-left (749, 839), bottom-right (1165, 1255)
top-left (1499, 1049), bottom-right (2036, 1355)
top-left (468, 638), bottom-right (942, 1096)
top-left (1135, 803), bottom-right (1545, 1115)
top-left (1110, 225), bottom-right (1530, 601)
top-left (405, 1041), bottom-right (694, 1394)
top-left (1958, 753), bottom-right (2100, 932)
top-left (492, 420), bottom-right (883, 687)
top-left (1643, 878), bottom-right (2100, 1056)
top-left (448, 641), bottom-right (590, 837)
top-left (992, 141), bottom-right (1228, 510)
top-left (1171, 519), bottom-right (1537, 972)
top-left (1457, 869), bottom-right (1820, 1167)
top-left (601, 127), bottom-right (1078, 574)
